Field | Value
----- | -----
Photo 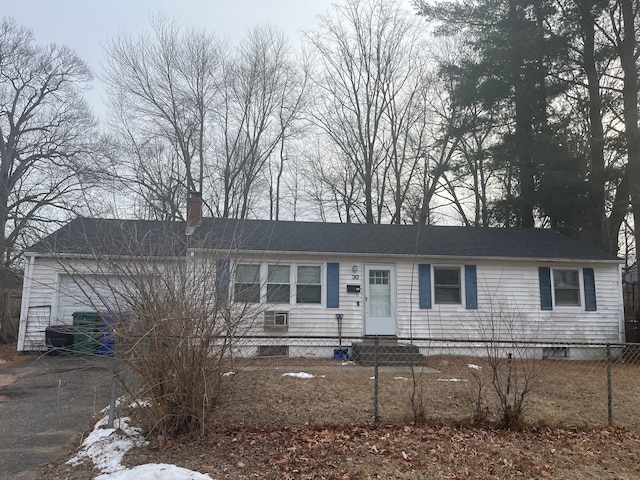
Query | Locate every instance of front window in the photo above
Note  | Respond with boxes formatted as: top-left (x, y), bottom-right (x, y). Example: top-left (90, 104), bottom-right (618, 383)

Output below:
top-left (234, 264), bottom-right (260, 303)
top-left (297, 266), bottom-right (321, 304)
top-left (434, 267), bottom-right (461, 304)
top-left (553, 269), bottom-right (580, 306)
top-left (267, 265), bottom-right (290, 303)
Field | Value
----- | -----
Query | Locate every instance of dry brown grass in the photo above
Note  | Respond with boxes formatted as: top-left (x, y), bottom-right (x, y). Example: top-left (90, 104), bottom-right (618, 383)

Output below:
top-left (38, 353), bottom-right (640, 479)
top-left (212, 355), bottom-right (640, 432)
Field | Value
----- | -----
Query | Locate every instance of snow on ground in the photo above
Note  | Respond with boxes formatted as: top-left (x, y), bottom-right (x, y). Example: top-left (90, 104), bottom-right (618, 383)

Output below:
top-left (282, 372), bottom-right (314, 379)
top-left (95, 463), bottom-right (212, 480)
top-left (467, 364), bottom-right (482, 370)
top-left (68, 371), bottom-right (330, 480)
top-left (68, 411), bottom-right (212, 480)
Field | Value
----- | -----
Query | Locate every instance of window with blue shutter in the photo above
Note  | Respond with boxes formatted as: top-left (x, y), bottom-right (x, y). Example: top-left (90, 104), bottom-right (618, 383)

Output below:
top-left (583, 267), bottom-right (597, 311)
top-left (465, 264), bottom-right (478, 309)
top-left (418, 264), bottom-right (431, 309)
top-left (326, 262), bottom-right (339, 308)
top-left (539, 267), bottom-right (553, 310)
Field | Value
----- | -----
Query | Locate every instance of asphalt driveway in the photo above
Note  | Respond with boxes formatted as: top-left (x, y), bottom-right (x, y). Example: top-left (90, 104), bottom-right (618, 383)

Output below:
top-left (0, 352), bottom-right (115, 479)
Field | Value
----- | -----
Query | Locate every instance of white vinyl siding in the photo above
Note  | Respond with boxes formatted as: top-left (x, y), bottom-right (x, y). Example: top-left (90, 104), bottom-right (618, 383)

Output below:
top-left (19, 254), bottom-right (623, 351)
top-left (401, 261), bottom-right (622, 344)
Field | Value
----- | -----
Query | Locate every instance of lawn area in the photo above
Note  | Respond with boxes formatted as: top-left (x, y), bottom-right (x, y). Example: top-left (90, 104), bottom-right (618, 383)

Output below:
top-left (38, 354), bottom-right (640, 478)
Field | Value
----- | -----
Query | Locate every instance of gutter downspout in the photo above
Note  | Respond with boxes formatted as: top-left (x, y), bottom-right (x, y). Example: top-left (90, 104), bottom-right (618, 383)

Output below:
top-left (17, 254), bottom-right (35, 351)
top-left (618, 263), bottom-right (626, 343)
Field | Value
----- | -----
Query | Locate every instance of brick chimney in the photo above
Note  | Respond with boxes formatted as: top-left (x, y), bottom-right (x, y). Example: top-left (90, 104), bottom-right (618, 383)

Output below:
top-left (186, 191), bottom-right (202, 235)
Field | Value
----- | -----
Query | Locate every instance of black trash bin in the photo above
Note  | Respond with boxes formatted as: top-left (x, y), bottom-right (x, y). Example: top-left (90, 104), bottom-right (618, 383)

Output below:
top-left (45, 325), bottom-right (74, 355)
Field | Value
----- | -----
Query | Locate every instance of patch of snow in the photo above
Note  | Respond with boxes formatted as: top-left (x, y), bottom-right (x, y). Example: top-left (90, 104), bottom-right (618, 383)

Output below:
top-left (95, 463), bottom-right (212, 480)
top-left (67, 415), bottom-right (147, 474)
top-left (467, 364), bottom-right (482, 370)
top-left (437, 378), bottom-right (468, 382)
top-left (394, 376), bottom-right (409, 381)
top-left (282, 372), bottom-right (314, 379)
top-left (0, 359), bottom-right (6, 364)
top-left (222, 371), bottom-right (235, 376)
top-left (66, 408), bottom-right (211, 480)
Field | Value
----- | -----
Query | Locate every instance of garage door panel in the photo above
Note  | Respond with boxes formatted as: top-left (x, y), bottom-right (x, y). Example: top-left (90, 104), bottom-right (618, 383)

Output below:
top-left (55, 275), bottom-right (126, 324)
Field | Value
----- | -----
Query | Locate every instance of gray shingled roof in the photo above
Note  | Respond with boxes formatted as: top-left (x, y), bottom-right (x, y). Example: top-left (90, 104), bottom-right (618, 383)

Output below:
top-left (27, 216), bottom-right (620, 262)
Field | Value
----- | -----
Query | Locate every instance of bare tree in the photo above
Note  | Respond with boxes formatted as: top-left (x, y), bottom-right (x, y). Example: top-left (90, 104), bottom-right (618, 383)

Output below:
top-left (210, 25), bottom-right (307, 219)
top-left (609, 0), bottom-right (640, 261)
top-left (0, 17), bottom-right (95, 275)
top-left (305, 0), bottom-right (428, 224)
top-left (305, 141), bottom-right (362, 223)
top-left (103, 15), bottom-right (224, 219)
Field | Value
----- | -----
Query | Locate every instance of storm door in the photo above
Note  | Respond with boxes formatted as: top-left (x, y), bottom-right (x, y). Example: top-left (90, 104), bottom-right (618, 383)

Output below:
top-left (364, 265), bottom-right (396, 335)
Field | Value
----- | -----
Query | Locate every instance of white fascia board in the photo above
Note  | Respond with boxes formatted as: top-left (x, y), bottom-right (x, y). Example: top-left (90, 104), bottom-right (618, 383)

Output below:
top-left (187, 247), bottom-right (622, 265)
top-left (22, 252), bottom-right (186, 262)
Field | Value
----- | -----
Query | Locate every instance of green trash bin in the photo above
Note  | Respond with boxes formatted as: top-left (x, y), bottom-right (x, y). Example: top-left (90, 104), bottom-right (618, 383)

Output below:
top-left (72, 311), bottom-right (100, 356)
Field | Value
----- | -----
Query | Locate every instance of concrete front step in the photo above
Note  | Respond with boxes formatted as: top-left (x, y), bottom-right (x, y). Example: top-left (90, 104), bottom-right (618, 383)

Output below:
top-left (351, 341), bottom-right (426, 366)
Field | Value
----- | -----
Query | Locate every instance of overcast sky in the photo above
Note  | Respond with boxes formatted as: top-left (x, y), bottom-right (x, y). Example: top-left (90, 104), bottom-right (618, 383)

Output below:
top-left (3, 0), bottom-right (338, 115)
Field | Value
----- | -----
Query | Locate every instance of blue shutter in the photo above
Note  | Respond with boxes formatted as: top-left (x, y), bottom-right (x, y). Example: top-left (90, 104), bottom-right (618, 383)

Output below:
top-left (583, 268), bottom-right (597, 311)
top-left (327, 262), bottom-right (339, 308)
top-left (539, 267), bottom-right (553, 310)
top-left (465, 264), bottom-right (478, 309)
top-left (216, 259), bottom-right (230, 304)
top-left (418, 264), bottom-right (431, 309)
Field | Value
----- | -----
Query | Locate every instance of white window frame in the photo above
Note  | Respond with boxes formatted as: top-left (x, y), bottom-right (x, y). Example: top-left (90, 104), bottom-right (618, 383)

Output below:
top-left (433, 265), bottom-right (463, 305)
top-left (295, 264), bottom-right (322, 305)
top-left (233, 264), bottom-right (261, 304)
top-left (233, 262), bottom-right (326, 307)
top-left (551, 268), bottom-right (582, 308)
top-left (267, 264), bottom-right (291, 304)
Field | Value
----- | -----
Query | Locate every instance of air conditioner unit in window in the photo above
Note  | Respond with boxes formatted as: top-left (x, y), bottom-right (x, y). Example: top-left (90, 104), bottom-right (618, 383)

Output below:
top-left (264, 311), bottom-right (289, 329)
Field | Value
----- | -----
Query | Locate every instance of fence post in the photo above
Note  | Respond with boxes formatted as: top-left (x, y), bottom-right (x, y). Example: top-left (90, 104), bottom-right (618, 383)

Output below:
top-left (108, 370), bottom-right (118, 428)
top-left (373, 337), bottom-right (379, 423)
top-left (606, 343), bottom-right (612, 426)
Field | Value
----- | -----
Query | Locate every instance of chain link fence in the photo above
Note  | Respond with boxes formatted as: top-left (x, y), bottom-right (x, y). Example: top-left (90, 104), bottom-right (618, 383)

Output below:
top-left (211, 336), bottom-right (640, 431)
top-left (45, 330), bottom-right (640, 432)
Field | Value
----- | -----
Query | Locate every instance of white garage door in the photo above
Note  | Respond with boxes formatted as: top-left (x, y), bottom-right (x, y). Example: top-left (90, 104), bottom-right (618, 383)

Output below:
top-left (54, 274), bottom-right (127, 325)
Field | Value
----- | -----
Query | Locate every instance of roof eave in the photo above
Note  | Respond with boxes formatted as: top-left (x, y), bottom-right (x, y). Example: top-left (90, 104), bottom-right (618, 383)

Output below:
top-left (23, 251), bottom-right (186, 262)
top-left (187, 247), bottom-right (621, 264)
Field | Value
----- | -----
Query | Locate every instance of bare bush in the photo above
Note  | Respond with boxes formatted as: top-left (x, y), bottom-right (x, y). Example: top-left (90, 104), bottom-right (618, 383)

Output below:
top-left (409, 366), bottom-right (427, 424)
top-left (113, 257), bottom-right (257, 437)
top-left (471, 298), bottom-right (545, 430)
top-left (53, 221), bottom-right (260, 438)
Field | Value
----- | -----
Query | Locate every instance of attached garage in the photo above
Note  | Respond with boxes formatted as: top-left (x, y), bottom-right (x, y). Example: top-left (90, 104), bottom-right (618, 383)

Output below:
top-left (18, 265), bottom-right (126, 351)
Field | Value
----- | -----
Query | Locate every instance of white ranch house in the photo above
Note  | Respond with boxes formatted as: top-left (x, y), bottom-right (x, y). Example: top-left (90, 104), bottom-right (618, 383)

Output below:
top-left (17, 215), bottom-right (624, 360)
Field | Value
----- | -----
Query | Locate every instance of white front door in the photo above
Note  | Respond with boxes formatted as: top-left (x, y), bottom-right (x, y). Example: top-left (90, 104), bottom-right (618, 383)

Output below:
top-left (364, 265), bottom-right (396, 335)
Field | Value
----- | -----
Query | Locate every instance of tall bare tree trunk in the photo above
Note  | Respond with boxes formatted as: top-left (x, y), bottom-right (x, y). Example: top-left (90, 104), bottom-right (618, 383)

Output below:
top-left (619, 0), bottom-right (640, 258)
